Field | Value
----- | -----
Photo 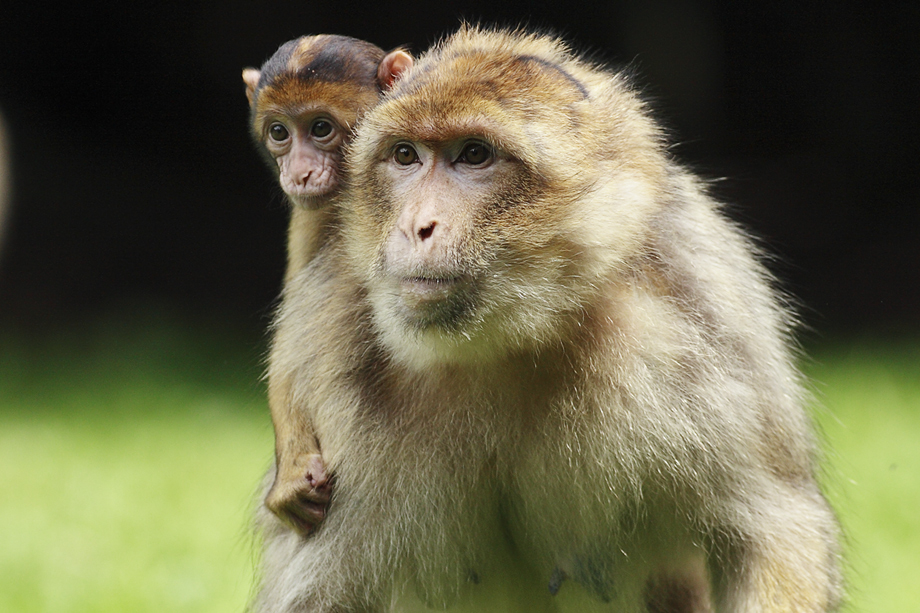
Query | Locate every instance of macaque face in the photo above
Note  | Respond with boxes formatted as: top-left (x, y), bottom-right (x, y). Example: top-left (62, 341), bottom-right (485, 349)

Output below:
top-left (243, 35), bottom-right (407, 211)
top-left (377, 138), bottom-right (510, 328)
top-left (348, 124), bottom-right (583, 367)
top-left (259, 111), bottom-right (348, 207)
top-left (344, 47), bottom-right (631, 368)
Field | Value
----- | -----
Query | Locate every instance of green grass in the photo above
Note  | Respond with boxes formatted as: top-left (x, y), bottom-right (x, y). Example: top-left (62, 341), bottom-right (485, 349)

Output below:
top-left (0, 315), bottom-right (917, 612)
top-left (0, 314), bottom-right (274, 613)
top-left (806, 338), bottom-right (920, 612)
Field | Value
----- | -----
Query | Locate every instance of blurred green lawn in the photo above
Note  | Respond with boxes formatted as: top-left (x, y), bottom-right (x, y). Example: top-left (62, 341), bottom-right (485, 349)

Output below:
top-left (0, 314), bottom-right (274, 613)
top-left (1, 314), bottom-right (917, 612)
top-left (806, 338), bottom-right (920, 612)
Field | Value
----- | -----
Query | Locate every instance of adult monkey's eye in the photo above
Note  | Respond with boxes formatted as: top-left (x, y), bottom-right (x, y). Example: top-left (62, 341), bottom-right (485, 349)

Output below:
top-left (268, 123), bottom-right (290, 142)
top-left (311, 119), bottom-right (333, 138)
top-left (394, 144), bottom-right (418, 165)
top-left (460, 141), bottom-right (492, 165)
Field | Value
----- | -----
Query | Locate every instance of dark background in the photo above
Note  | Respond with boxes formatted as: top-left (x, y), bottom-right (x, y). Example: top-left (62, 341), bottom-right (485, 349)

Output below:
top-left (0, 0), bottom-right (917, 338)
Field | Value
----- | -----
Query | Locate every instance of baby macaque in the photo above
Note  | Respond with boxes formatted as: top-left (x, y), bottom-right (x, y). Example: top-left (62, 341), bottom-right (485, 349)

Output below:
top-left (255, 26), bottom-right (843, 612)
top-left (244, 34), bottom-right (412, 279)
top-left (243, 35), bottom-right (411, 534)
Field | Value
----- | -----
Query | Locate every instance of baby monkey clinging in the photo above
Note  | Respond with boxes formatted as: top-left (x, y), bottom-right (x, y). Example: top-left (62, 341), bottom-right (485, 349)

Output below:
top-left (243, 34), bottom-right (411, 535)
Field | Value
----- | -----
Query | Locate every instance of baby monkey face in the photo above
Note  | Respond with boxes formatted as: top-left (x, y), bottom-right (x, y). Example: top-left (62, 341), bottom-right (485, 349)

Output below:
top-left (261, 111), bottom-right (348, 206)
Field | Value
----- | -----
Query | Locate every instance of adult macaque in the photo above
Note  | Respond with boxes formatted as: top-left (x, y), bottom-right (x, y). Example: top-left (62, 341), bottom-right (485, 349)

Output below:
top-left (255, 26), bottom-right (842, 612)
top-left (243, 35), bottom-right (412, 534)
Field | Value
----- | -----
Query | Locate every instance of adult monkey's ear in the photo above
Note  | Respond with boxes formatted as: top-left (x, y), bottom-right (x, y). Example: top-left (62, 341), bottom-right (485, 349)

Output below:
top-left (242, 68), bottom-right (261, 105)
top-left (377, 49), bottom-right (413, 90)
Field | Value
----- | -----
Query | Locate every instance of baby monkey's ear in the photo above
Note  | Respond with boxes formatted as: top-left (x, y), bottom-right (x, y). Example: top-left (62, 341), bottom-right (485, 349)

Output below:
top-left (242, 68), bottom-right (261, 105)
top-left (377, 49), bottom-right (413, 90)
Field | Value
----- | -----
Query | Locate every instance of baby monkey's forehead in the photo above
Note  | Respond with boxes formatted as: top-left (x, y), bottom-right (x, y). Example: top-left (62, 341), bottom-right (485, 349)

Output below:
top-left (259, 77), bottom-right (377, 109)
top-left (268, 35), bottom-right (383, 84)
top-left (253, 79), bottom-right (379, 127)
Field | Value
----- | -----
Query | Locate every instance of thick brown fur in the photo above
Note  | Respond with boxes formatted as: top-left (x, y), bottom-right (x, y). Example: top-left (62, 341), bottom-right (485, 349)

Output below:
top-left (254, 26), bottom-right (842, 612)
top-left (244, 35), bottom-right (411, 534)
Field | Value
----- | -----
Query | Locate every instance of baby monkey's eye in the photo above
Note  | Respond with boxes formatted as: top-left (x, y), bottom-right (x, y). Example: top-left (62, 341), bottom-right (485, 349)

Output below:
top-left (394, 144), bottom-right (419, 165)
top-left (459, 141), bottom-right (492, 165)
top-left (268, 123), bottom-right (290, 142)
top-left (311, 119), bottom-right (333, 138)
